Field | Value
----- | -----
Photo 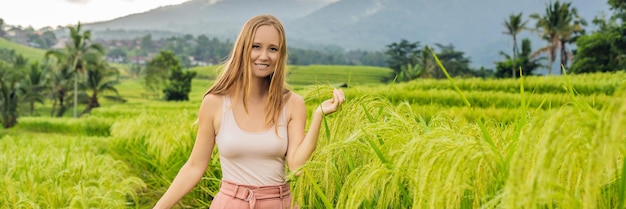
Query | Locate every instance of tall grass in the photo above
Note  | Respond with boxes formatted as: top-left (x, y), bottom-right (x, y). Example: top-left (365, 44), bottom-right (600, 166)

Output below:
top-left (286, 65), bottom-right (392, 86)
top-left (15, 116), bottom-right (113, 136)
top-left (292, 90), bottom-right (504, 208)
top-left (0, 133), bottom-right (145, 208)
top-left (353, 87), bottom-right (613, 110)
top-left (108, 108), bottom-right (222, 208)
top-left (290, 78), bottom-right (625, 208)
top-left (396, 71), bottom-right (626, 96)
top-left (190, 64), bottom-right (392, 86)
top-left (490, 89), bottom-right (626, 208)
top-left (2, 62), bottom-right (625, 208)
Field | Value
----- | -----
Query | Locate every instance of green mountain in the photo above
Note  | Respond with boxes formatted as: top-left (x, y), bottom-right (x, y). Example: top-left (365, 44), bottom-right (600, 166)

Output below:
top-left (81, 0), bottom-right (609, 69)
top-left (84, 0), bottom-right (331, 37)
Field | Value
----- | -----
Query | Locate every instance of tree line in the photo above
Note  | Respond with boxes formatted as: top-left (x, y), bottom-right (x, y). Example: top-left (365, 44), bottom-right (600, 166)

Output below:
top-left (497, 0), bottom-right (625, 76)
top-left (2, 0), bottom-right (625, 128)
top-left (385, 0), bottom-right (626, 82)
top-left (498, 0), bottom-right (625, 76)
top-left (0, 23), bottom-right (196, 129)
top-left (0, 19), bottom-right (58, 48)
top-left (102, 34), bottom-right (387, 68)
top-left (0, 24), bottom-right (125, 128)
top-left (0, 19), bottom-right (388, 68)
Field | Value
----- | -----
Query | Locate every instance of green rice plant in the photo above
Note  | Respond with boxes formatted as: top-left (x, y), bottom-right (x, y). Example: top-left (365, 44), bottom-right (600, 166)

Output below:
top-left (4, 55), bottom-right (624, 209)
top-left (113, 78), bottom-right (212, 104)
top-left (291, 54), bottom-right (625, 208)
top-left (85, 103), bottom-right (148, 119)
top-left (431, 49), bottom-right (471, 107)
top-left (298, 70), bottom-right (617, 111)
top-left (291, 85), bottom-right (626, 209)
top-left (14, 115), bottom-right (114, 136)
top-left (292, 90), bottom-right (509, 208)
top-left (88, 100), bottom-right (199, 120)
top-left (481, 78), bottom-right (626, 209)
top-left (191, 64), bottom-right (391, 87)
top-left (286, 65), bottom-right (391, 86)
top-left (0, 132), bottom-right (145, 208)
top-left (292, 89), bottom-right (397, 208)
top-left (189, 65), bottom-right (221, 80)
top-left (345, 87), bottom-right (614, 111)
top-left (401, 117), bottom-right (501, 208)
top-left (490, 103), bottom-right (623, 208)
top-left (395, 71), bottom-right (626, 96)
top-left (108, 108), bottom-right (221, 208)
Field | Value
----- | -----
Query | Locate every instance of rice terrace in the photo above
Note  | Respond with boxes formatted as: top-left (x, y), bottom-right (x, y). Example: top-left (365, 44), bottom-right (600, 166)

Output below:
top-left (2, 0), bottom-right (626, 208)
top-left (3, 55), bottom-right (626, 208)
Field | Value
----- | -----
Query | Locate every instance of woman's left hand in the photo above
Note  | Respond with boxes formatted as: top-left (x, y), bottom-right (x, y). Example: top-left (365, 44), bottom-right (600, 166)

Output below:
top-left (317, 88), bottom-right (345, 116)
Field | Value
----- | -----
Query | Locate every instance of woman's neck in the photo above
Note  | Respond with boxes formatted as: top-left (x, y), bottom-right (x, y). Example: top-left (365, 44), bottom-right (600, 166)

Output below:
top-left (236, 77), bottom-right (270, 103)
top-left (249, 77), bottom-right (270, 97)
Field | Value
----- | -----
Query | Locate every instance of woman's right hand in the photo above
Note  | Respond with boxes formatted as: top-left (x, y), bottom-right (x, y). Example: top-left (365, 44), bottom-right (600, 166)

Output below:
top-left (316, 88), bottom-right (346, 116)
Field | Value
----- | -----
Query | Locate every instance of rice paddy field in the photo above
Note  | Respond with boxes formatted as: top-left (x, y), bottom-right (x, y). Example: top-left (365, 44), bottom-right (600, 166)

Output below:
top-left (1, 66), bottom-right (626, 209)
top-left (0, 38), bottom-right (46, 62)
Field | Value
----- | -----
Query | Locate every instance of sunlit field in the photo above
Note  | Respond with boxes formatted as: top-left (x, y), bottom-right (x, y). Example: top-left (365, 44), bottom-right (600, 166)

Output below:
top-left (1, 67), bottom-right (626, 208)
top-left (191, 65), bottom-right (393, 87)
top-left (0, 38), bottom-right (46, 62)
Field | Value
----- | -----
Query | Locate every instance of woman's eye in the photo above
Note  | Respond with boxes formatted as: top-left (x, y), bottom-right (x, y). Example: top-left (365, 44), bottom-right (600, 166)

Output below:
top-left (252, 45), bottom-right (260, 48)
top-left (270, 47), bottom-right (278, 52)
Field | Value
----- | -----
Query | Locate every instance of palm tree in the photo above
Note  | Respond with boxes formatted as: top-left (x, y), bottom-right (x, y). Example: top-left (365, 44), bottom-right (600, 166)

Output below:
top-left (21, 61), bottom-right (49, 115)
top-left (0, 18), bottom-right (6, 38)
top-left (503, 12), bottom-right (528, 78)
top-left (0, 67), bottom-right (21, 128)
top-left (385, 39), bottom-right (421, 81)
top-left (496, 38), bottom-right (548, 78)
top-left (432, 43), bottom-right (473, 78)
top-left (0, 55), bottom-right (27, 128)
top-left (46, 52), bottom-right (73, 117)
top-left (46, 22), bottom-right (104, 117)
top-left (398, 63), bottom-right (424, 82)
top-left (81, 56), bottom-right (125, 115)
top-left (530, 1), bottom-right (585, 75)
top-left (556, 7), bottom-right (586, 69)
top-left (418, 46), bottom-right (437, 78)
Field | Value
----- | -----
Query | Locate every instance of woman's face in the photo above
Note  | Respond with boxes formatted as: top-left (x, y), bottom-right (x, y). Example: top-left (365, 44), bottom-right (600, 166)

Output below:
top-left (250, 25), bottom-right (280, 79)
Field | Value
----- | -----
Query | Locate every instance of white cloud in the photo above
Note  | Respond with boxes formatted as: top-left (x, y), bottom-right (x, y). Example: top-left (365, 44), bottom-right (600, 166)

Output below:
top-left (65, 0), bottom-right (90, 4)
top-left (0, 0), bottom-right (190, 28)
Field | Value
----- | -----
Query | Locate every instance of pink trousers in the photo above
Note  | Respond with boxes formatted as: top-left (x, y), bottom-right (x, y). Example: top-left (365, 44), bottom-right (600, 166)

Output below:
top-left (209, 180), bottom-right (298, 209)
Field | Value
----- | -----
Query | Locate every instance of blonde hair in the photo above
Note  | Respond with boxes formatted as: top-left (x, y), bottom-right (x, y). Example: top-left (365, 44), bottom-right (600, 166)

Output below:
top-left (205, 14), bottom-right (290, 127)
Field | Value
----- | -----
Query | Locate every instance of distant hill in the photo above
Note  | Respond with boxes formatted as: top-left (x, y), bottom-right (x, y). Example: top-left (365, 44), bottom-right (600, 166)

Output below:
top-left (81, 0), bottom-right (610, 69)
top-left (0, 37), bottom-right (46, 62)
top-left (84, 0), bottom-right (332, 37)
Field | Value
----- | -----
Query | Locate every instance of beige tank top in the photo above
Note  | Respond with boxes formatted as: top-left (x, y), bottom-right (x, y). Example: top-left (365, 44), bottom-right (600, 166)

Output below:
top-left (215, 95), bottom-right (289, 186)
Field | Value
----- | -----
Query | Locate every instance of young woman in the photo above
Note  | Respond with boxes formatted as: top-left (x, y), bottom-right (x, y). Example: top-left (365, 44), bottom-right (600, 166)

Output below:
top-left (153, 14), bottom-right (345, 209)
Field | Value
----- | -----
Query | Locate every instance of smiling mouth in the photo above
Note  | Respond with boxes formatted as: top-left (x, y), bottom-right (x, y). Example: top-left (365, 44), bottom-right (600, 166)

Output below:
top-left (254, 63), bottom-right (270, 68)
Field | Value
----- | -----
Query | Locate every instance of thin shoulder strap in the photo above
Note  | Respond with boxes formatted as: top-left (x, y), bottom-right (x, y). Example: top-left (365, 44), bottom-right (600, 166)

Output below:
top-left (222, 95), bottom-right (231, 114)
top-left (280, 103), bottom-right (288, 126)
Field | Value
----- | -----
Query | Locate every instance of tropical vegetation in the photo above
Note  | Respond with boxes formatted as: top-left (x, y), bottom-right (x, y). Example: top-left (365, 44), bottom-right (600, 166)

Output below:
top-left (2, 68), bottom-right (625, 208)
top-left (1, 0), bottom-right (626, 208)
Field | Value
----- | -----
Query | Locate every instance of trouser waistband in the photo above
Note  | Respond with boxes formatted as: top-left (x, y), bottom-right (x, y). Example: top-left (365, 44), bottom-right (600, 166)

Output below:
top-left (218, 180), bottom-right (290, 209)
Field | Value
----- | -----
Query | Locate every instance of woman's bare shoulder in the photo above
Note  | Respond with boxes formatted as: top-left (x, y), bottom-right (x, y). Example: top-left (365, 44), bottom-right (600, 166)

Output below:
top-left (285, 92), bottom-right (305, 124)
top-left (200, 94), bottom-right (224, 115)
top-left (286, 92), bottom-right (305, 107)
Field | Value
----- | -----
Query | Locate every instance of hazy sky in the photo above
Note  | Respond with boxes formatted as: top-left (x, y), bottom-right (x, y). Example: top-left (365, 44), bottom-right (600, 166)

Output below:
top-left (0, 0), bottom-right (191, 29)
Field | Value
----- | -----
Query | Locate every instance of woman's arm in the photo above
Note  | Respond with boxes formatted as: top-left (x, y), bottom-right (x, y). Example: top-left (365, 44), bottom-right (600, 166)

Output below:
top-left (153, 94), bottom-right (221, 209)
top-left (286, 89), bottom-right (345, 173)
